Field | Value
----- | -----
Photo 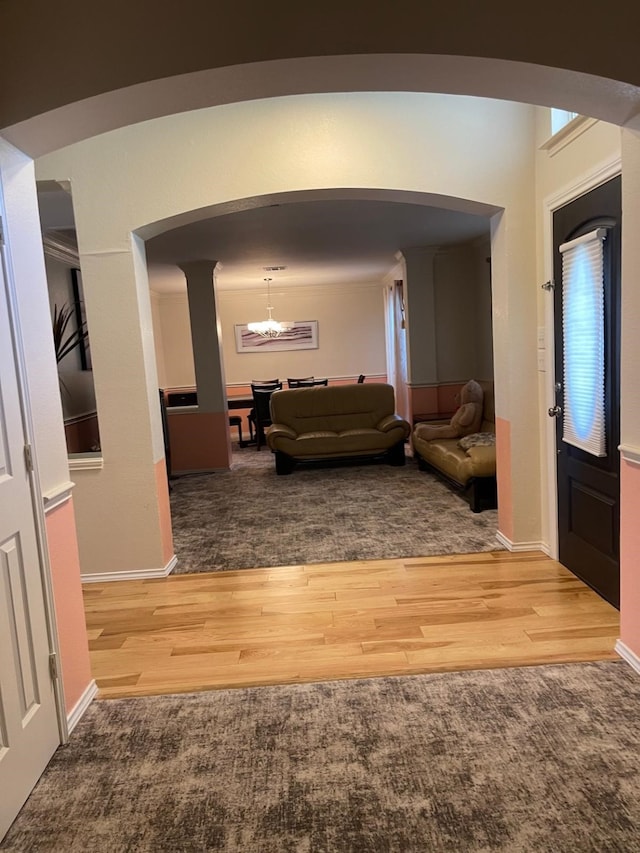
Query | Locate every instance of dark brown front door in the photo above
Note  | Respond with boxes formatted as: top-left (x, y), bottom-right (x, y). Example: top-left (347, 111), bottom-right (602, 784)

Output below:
top-left (552, 176), bottom-right (621, 608)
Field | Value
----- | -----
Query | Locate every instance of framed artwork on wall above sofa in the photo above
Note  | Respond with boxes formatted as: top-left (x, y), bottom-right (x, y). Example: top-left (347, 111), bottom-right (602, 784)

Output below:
top-left (234, 320), bottom-right (318, 353)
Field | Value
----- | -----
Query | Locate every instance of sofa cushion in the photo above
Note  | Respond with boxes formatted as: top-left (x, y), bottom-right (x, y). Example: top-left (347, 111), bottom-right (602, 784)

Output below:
top-left (267, 383), bottom-right (410, 462)
top-left (269, 384), bottom-right (398, 435)
top-left (458, 432), bottom-right (496, 450)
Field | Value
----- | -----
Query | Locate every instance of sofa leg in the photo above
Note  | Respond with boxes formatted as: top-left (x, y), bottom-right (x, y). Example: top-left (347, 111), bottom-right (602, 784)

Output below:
top-left (275, 451), bottom-right (295, 475)
top-left (387, 440), bottom-right (406, 467)
top-left (469, 483), bottom-right (481, 513)
top-left (415, 452), bottom-right (428, 471)
top-left (468, 477), bottom-right (497, 512)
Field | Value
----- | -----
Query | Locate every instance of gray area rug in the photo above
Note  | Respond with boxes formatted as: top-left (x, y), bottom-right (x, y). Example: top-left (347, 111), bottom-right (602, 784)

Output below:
top-left (169, 446), bottom-right (501, 573)
top-left (3, 661), bottom-right (639, 852)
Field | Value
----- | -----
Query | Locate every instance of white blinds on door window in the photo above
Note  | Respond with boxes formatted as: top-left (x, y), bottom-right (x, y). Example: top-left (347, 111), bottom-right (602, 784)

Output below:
top-left (560, 227), bottom-right (607, 457)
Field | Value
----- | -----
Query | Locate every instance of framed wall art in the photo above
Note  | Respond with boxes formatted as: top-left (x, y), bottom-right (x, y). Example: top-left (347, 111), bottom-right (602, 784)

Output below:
top-left (234, 320), bottom-right (319, 353)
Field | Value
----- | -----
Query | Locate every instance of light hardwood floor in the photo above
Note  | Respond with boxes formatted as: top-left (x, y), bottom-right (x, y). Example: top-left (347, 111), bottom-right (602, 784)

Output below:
top-left (83, 550), bottom-right (620, 699)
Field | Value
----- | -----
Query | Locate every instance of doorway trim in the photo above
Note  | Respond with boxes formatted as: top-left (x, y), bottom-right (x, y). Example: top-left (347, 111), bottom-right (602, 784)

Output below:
top-left (0, 219), bottom-right (68, 744)
top-left (542, 155), bottom-right (622, 561)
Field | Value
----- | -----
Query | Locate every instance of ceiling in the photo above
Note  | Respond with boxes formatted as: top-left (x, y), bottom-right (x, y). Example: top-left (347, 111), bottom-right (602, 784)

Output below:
top-left (38, 187), bottom-right (491, 293)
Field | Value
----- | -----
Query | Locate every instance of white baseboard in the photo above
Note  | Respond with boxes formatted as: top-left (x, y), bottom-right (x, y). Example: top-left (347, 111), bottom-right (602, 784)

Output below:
top-left (496, 532), bottom-right (546, 553)
top-left (615, 640), bottom-right (640, 676)
top-left (82, 554), bottom-right (177, 583)
top-left (67, 679), bottom-right (98, 735)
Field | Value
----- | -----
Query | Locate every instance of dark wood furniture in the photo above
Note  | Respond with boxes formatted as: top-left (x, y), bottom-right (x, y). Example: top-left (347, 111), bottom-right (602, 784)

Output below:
top-left (287, 377), bottom-right (314, 388)
top-left (249, 382), bottom-right (282, 450)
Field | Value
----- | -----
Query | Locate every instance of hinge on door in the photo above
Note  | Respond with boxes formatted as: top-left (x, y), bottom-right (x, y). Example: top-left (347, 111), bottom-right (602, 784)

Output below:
top-left (24, 443), bottom-right (34, 472)
top-left (0, 216), bottom-right (4, 246)
top-left (541, 280), bottom-right (555, 291)
top-left (49, 653), bottom-right (59, 681)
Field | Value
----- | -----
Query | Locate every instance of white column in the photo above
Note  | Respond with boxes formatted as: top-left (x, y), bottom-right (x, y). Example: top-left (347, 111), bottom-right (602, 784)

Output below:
top-left (178, 260), bottom-right (226, 412)
top-left (162, 260), bottom-right (231, 473)
top-left (71, 241), bottom-right (174, 578)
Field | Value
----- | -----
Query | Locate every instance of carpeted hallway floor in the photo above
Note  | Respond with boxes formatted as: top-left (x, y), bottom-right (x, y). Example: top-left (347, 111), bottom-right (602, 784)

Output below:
top-left (169, 446), bottom-right (502, 573)
top-left (3, 661), bottom-right (639, 852)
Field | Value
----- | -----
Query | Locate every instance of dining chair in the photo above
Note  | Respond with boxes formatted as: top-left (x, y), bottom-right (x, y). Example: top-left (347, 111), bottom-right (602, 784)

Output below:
top-left (229, 414), bottom-right (243, 445)
top-left (249, 381), bottom-right (282, 449)
top-left (247, 379), bottom-right (279, 442)
top-left (287, 376), bottom-right (314, 388)
top-left (293, 378), bottom-right (328, 388)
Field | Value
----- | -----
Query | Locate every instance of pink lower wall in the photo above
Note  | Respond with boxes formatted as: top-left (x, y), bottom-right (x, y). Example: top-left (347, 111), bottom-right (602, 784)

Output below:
top-left (167, 410), bottom-right (231, 471)
top-left (165, 378), bottom-right (388, 462)
top-left (437, 383), bottom-right (465, 416)
top-left (45, 499), bottom-right (93, 714)
top-left (155, 458), bottom-right (174, 564)
top-left (620, 460), bottom-right (640, 657)
top-left (409, 382), bottom-right (465, 424)
top-left (409, 386), bottom-right (439, 420)
top-left (495, 416), bottom-right (513, 542)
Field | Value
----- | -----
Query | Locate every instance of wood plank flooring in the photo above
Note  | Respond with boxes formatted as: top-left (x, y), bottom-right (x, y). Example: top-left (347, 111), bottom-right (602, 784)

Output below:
top-left (83, 551), bottom-right (620, 699)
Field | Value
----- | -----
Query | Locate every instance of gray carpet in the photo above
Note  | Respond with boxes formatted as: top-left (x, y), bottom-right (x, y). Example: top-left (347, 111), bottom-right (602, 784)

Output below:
top-left (3, 661), bottom-right (639, 852)
top-left (169, 446), bottom-right (501, 573)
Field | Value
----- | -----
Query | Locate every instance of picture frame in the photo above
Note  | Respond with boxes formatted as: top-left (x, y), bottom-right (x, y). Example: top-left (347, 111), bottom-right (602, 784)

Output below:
top-left (234, 320), bottom-right (319, 353)
top-left (71, 267), bottom-right (92, 370)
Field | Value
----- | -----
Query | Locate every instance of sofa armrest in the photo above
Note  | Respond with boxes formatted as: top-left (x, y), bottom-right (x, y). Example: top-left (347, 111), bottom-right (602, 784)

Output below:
top-left (377, 414), bottom-right (410, 434)
top-left (266, 423), bottom-right (298, 441)
top-left (465, 445), bottom-right (496, 478)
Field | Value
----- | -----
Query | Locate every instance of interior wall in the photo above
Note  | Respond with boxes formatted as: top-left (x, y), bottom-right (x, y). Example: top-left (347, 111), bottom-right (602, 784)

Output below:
top-left (34, 92), bottom-right (539, 570)
top-left (153, 280), bottom-right (387, 389)
top-left (434, 242), bottom-right (493, 383)
top-left (155, 293), bottom-right (194, 388)
top-left (150, 290), bottom-right (167, 388)
top-left (473, 240), bottom-right (494, 380)
top-left (221, 282), bottom-right (386, 385)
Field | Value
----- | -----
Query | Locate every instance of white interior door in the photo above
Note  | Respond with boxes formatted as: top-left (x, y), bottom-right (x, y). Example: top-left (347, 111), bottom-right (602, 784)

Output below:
top-left (0, 237), bottom-right (60, 840)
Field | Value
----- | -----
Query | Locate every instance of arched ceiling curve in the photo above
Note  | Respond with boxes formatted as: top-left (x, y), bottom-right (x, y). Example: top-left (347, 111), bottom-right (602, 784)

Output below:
top-left (3, 2), bottom-right (640, 157)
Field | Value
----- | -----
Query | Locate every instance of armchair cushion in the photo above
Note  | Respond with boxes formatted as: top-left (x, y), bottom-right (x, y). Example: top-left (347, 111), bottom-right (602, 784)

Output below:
top-left (458, 432), bottom-right (496, 450)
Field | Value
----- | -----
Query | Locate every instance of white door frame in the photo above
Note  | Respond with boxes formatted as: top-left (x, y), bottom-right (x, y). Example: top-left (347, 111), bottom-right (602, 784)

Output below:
top-left (541, 156), bottom-right (622, 561)
top-left (0, 219), bottom-right (68, 743)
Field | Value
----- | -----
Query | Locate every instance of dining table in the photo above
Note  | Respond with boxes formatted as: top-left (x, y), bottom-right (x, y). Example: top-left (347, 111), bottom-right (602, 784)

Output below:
top-left (226, 393), bottom-right (253, 410)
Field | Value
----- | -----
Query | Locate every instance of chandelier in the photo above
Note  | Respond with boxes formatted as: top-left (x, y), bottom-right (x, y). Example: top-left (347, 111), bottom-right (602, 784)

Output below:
top-left (248, 277), bottom-right (293, 339)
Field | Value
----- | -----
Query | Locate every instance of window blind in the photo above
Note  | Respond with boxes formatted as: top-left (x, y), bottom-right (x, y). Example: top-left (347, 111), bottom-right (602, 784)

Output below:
top-left (560, 227), bottom-right (607, 457)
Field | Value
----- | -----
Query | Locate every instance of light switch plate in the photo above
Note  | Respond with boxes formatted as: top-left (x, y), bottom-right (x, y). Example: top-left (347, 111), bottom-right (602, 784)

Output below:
top-left (537, 350), bottom-right (546, 371)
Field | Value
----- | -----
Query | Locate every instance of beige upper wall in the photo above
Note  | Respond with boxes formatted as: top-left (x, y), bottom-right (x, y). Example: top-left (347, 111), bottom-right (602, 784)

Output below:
top-left (154, 281), bottom-right (387, 388)
top-left (153, 242), bottom-right (493, 392)
top-left (434, 243), bottom-right (493, 383)
top-left (150, 290), bottom-right (167, 388)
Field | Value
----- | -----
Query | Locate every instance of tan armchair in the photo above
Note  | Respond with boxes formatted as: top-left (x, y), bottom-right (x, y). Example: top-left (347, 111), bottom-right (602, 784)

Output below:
top-left (411, 380), bottom-right (497, 512)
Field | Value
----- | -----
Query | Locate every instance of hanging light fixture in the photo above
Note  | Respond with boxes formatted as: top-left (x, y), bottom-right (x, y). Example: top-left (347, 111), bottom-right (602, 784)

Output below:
top-left (248, 277), bottom-right (293, 339)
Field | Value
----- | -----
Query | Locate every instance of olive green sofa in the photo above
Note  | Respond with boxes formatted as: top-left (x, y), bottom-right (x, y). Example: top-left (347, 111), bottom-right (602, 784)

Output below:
top-left (266, 383), bottom-right (411, 474)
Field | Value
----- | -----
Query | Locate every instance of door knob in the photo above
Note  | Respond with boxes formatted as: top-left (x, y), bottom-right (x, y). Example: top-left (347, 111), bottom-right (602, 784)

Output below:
top-left (548, 405), bottom-right (562, 418)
